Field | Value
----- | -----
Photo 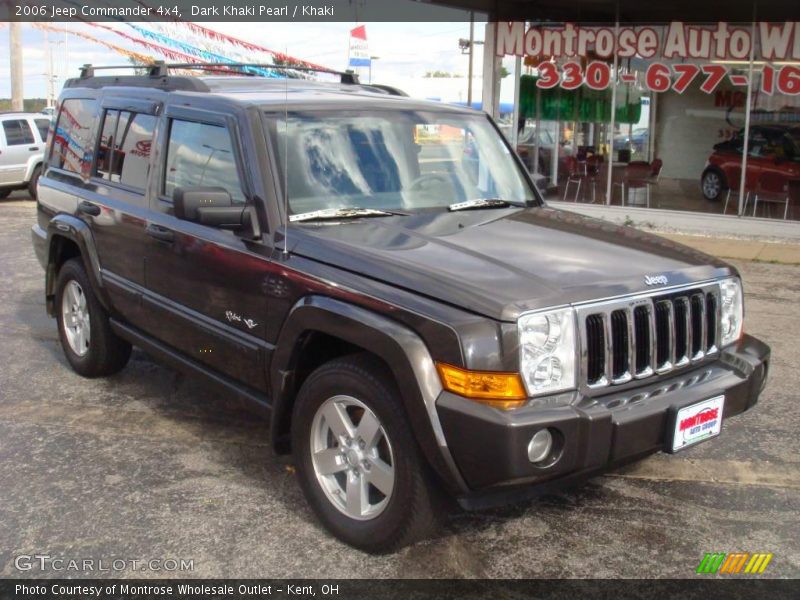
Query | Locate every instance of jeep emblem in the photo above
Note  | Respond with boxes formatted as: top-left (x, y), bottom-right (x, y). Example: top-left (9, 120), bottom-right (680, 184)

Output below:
top-left (644, 275), bottom-right (669, 286)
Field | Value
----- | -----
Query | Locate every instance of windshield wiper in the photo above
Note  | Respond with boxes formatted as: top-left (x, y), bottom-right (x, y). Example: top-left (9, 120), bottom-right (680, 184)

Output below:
top-left (289, 207), bottom-right (405, 223)
top-left (448, 198), bottom-right (524, 212)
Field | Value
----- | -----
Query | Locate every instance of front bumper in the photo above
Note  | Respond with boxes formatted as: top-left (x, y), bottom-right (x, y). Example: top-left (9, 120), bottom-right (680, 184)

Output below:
top-left (437, 334), bottom-right (769, 509)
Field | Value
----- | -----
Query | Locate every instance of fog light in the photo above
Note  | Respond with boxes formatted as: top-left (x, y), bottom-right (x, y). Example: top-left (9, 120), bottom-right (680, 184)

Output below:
top-left (527, 429), bottom-right (553, 463)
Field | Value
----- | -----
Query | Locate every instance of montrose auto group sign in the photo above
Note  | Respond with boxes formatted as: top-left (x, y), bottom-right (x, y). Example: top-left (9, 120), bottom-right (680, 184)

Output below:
top-left (497, 22), bottom-right (800, 95)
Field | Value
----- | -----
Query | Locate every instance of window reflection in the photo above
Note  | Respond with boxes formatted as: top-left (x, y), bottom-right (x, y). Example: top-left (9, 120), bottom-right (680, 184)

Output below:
top-left (164, 120), bottom-right (245, 204)
top-left (272, 111), bottom-right (535, 215)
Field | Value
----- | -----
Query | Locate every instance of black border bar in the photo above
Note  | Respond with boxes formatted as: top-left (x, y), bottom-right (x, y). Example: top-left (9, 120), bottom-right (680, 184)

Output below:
top-left (1, 579), bottom-right (799, 600)
top-left (1, 0), bottom-right (799, 23)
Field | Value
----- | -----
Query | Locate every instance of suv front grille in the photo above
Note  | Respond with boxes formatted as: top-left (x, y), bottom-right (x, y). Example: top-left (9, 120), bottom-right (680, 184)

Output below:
top-left (580, 283), bottom-right (720, 389)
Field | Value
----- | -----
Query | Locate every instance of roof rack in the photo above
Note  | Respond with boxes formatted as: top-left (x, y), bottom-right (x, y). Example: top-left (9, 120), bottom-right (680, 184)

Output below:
top-left (77, 61), bottom-right (360, 84)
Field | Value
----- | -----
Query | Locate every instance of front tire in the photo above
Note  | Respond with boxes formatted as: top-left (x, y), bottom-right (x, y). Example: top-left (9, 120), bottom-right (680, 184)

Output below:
top-left (291, 354), bottom-right (443, 553)
top-left (55, 258), bottom-right (132, 377)
top-left (701, 169), bottom-right (725, 201)
top-left (0, 189), bottom-right (11, 199)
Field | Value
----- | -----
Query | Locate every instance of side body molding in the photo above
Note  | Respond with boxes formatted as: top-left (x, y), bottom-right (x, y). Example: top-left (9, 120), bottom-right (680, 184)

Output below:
top-left (45, 214), bottom-right (110, 316)
top-left (270, 295), bottom-right (468, 494)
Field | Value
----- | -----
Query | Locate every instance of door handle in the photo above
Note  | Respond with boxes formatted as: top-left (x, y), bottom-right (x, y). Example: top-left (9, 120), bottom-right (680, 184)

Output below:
top-left (78, 201), bottom-right (101, 217)
top-left (29, 147), bottom-right (39, 152)
top-left (146, 223), bottom-right (175, 243)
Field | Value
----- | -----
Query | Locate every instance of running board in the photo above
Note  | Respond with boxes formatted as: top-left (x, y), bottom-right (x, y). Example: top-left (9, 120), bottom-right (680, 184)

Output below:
top-left (110, 318), bottom-right (272, 417)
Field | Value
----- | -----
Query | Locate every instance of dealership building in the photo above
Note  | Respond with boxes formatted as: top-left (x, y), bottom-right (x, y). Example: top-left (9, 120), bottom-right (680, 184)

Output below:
top-left (443, 1), bottom-right (800, 222)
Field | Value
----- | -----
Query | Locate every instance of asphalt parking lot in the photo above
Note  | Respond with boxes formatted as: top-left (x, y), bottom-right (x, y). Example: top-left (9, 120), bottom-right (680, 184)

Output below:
top-left (1, 194), bottom-right (798, 579)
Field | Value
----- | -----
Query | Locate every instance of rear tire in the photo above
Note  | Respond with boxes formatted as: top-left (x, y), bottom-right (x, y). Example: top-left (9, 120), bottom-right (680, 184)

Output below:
top-left (28, 165), bottom-right (42, 201)
top-left (55, 258), bottom-right (132, 377)
top-left (291, 354), bottom-right (443, 553)
top-left (0, 189), bottom-right (11, 199)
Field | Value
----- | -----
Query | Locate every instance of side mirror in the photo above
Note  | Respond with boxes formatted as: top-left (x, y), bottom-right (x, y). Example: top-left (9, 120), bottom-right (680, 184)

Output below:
top-left (173, 187), bottom-right (246, 229)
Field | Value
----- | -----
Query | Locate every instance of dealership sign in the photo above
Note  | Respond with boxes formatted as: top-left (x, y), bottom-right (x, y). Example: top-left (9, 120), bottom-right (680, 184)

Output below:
top-left (497, 22), bottom-right (800, 95)
top-left (348, 25), bottom-right (371, 68)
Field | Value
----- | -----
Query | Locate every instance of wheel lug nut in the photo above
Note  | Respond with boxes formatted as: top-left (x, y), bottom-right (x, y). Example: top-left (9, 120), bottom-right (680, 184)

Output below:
top-left (358, 440), bottom-right (366, 450)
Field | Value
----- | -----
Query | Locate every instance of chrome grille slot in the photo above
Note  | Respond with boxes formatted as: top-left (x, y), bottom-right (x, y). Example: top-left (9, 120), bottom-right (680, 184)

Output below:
top-left (690, 293), bottom-right (705, 359)
top-left (633, 305), bottom-right (652, 376)
top-left (579, 281), bottom-right (722, 391)
top-left (585, 314), bottom-right (606, 385)
top-left (654, 300), bottom-right (673, 370)
top-left (674, 297), bottom-right (689, 365)
top-left (706, 292), bottom-right (718, 352)
top-left (610, 309), bottom-right (631, 382)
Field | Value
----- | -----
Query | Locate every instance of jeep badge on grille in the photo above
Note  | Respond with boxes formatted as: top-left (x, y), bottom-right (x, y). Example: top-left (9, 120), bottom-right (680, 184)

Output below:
top-left (645, 275), bottom-right (669, 285)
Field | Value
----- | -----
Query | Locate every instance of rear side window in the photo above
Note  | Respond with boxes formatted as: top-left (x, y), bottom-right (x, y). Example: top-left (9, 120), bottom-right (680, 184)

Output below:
top-left (2, 119), bottom-right (35, 146)
top-left (163, 119), bottom-right (245, 204)
top-left (34, 118), bottom-right (50, 142)
top-left (95, 110), bottom-right (156, 190)
top-left (51, 98), bottom-right (97, 176)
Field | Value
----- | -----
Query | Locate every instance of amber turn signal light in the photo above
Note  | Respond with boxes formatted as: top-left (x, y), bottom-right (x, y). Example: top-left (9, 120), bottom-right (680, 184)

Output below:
top-left (435, 362), bottom-right (528, 409)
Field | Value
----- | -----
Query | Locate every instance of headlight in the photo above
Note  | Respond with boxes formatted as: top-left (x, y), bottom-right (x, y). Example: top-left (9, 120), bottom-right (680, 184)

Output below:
top-left (719, 277), bottom-right (744, 347)
top-left (518, 307), bottom-right (577, 396)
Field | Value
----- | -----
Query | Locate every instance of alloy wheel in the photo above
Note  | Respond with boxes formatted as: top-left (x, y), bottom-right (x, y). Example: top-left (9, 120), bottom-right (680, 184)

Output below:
top-left (310, 395), bottom-right (395, 521)
top-left (703, 172), bottom-right (721, 199)
top-left (61, 280), bottom-right (91, 356)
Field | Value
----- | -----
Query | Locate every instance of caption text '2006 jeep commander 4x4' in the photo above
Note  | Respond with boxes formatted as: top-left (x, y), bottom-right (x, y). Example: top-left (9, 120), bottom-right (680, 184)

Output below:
top-left (32, 63), bottom-right (770, 553)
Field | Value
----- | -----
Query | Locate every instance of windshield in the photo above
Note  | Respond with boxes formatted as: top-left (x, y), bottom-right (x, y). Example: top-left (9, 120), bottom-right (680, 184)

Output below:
top-left (266, 110), bottom-right (537, 217)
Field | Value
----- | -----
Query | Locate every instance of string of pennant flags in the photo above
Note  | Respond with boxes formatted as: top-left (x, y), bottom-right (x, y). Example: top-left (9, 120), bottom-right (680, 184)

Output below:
top-left (32, 22), bottom-right (156, 66)
top-left (31, 0), bottom-right (333, 77)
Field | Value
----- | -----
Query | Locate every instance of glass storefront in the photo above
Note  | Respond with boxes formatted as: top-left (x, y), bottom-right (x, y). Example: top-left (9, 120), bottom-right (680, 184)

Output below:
top-left (497, 21), bottom-right (800, 220)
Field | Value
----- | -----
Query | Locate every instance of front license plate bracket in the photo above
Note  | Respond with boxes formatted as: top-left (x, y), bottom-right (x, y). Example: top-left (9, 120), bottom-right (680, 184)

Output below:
top-left (667, 395), bottom-right (725, 453)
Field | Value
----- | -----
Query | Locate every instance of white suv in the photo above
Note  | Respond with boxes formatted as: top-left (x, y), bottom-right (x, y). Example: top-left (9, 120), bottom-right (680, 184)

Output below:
top-left (0, 112), bottom-right (50, 200)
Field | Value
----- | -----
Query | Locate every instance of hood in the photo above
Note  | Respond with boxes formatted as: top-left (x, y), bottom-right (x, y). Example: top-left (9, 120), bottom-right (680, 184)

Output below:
top-left (289, 207), bottom-right (732, 321)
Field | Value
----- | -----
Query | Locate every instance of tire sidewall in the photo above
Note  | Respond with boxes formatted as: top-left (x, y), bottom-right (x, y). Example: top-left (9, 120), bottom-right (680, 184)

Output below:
top-left (292, 362), bottom-right (422, 550)
top-left (28, 165), bottom-right (42, 201)
top-left (55, 259), bottom-right (103, 374)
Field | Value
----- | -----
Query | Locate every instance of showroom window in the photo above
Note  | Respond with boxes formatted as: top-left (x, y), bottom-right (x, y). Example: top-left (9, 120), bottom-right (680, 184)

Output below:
top-left (497, 21), bottom-right (800, 220)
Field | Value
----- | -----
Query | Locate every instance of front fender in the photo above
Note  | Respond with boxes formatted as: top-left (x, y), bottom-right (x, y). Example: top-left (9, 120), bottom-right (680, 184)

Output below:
top-left (270, 295), bottom-right (468, 494)
top-left (45, 214), bottom-right (110, 316)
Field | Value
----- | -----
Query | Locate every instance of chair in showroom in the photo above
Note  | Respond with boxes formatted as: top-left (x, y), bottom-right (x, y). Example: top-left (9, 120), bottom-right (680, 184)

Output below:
top-left (562, 155), bottom-right (596, 203)
top-left (752, 171), bottom-right (790, 220)
top-left (649, 158), bottom-right (663, 183)
top-left (613, 161), bottom-right (652, 207)
top-left (723, 185), bottom-right (753, 216)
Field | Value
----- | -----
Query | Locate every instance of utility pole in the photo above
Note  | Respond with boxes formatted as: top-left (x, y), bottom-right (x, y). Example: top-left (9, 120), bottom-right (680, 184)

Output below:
top-left (45, 29), bottom-right (53, 107)
top-left (467, 12), bottom-right (474, 106)
top-left (10, 22), bottom-right (24, 111)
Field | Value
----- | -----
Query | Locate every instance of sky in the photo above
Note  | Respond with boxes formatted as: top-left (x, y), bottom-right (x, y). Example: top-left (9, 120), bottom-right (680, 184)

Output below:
top-left (0, 20), bottom-right (519, 104)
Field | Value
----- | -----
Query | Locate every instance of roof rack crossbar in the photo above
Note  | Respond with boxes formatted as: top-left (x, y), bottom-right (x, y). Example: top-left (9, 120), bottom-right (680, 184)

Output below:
top-left (78, 62), bottom-right (359, 84)
top-left (80, 61), bottom-right (168, 78)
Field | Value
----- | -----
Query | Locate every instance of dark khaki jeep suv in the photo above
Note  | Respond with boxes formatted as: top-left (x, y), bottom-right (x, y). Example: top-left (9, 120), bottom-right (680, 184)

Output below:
top-left (32, 63), bottom-right (769, 553)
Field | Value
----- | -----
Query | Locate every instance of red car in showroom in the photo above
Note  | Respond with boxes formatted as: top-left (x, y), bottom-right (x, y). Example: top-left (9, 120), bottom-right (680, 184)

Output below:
top-left (701, 125), bottom-right (800, 201)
